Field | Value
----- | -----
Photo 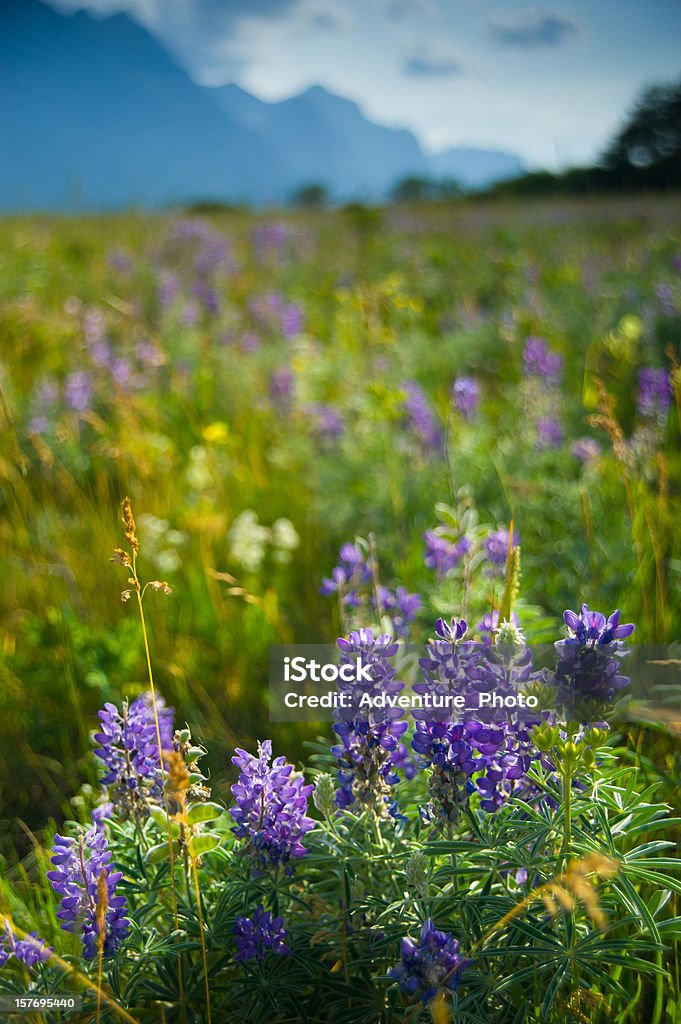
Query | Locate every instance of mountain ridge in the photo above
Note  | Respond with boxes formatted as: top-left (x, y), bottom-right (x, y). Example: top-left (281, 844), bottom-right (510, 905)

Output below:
top-left (1, 0), bottom-right (525, 209)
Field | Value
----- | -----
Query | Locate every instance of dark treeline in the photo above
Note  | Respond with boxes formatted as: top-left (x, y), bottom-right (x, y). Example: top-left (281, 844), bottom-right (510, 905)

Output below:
top-left (484, 76), bottom-right (681, 198)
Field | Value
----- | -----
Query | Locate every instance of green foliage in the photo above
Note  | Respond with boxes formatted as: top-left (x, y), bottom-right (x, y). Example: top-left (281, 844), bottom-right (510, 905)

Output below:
top-left (0, 197), bottom-right (679, 1020)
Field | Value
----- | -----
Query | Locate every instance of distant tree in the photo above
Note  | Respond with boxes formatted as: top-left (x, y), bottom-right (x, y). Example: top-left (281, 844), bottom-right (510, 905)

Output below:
top-left (480, 170), bottom-right (560, 198)
top-left (290, 183), bottom-right (329, 208)
top-left (390, 175), bottom-right (462, 203)
top-left (478, 77), bottom-right (681, 199)
top-left (433, 177), bottom-right (462, 200)
top-left (341, 202), bottom-right (383, 237)
top-left (390, 175), bottom-right (433, 203)
top-left (602, 78), bottom-right (681, 187)
top-left (185, 199), bottom-right (242, 215)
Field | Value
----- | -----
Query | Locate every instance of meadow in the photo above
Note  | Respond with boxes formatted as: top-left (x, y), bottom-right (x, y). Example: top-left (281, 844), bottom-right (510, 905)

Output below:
top-left (0, 194), bottom-right (680, 1022)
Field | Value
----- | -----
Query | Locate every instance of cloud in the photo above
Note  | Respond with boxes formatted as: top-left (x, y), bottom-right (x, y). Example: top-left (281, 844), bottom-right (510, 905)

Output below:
top-left (47, 0), bottom-right (300, 30)
top-left (307, 9), bottom-right (343, 30)
top-left (47, 0), bottom-right (303, 81)
top-left (488, 10), bottom-right (579, 49)
top-left (403, 48), bottom-right (466, 78)
top-left (385, 0), bottom-right (431, 19)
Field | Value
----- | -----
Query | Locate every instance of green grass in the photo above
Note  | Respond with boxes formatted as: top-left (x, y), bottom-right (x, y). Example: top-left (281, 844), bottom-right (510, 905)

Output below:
top-left (0, 193), bottom-right (680, 855)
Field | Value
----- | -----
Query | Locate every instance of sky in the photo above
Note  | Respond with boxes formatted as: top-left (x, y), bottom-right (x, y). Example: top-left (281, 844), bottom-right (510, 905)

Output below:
top-left (47, 0), bottom-right (681, 168)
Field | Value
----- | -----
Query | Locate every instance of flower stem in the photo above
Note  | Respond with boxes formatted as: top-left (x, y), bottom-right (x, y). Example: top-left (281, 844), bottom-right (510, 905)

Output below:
top-left (131, 549), bottom-right (184, 1014)
top-left (189, 852), bottom-right (213, 1024)
top-left (562, 769), bottom-right (572, 859)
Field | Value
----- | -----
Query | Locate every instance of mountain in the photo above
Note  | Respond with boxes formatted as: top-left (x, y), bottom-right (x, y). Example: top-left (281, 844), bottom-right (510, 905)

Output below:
top-left (0, 0), bottom-right (281, 208)
top-left (0, 0), bottom-right (524, 209)
top-left (427, 147), bottom-right (525, 189)
top-left (209, 83), bottom-right (428, 198)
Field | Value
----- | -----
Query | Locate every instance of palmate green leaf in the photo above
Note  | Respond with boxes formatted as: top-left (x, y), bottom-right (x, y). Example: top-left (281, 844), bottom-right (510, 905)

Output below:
top-left (620, 816), bottom-right (681, 839)
top-left (423, 840), bottom-right (490, 855)
top-left (498, 915), bottom-right (565, 948)
top-left (473, 944), bottom-right (564, 959)
top-left (656, 917), bottom-right (681, 937)
top-left (621, 865), bottom-right (681, 895)
top-left (575, 962), bottom-right (630, 1001)
top-left (581, 953), bottom-right (669, 975)
top-left (623, 841), bottom-right (676, 859)
top-left (509, 1000), bottom-right (528, 1024)
top-left (540, 958), bottom-right (569, 1017)
top-left (613, 873), bottom-right (662, 942)
top-left (494, 960), bottom-right (562, 993)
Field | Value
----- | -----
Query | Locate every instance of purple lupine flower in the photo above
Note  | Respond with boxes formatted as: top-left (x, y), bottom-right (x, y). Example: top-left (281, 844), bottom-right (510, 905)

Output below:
top-left (0, 921), bottom-right (51, 969)
top-left (423, 531), bottom-right (470, 578)
top-left (412, 618), bottom-right (489, 824)
top-left (39, 379), bottom-right (59, 405)
top-left (536, 416), bottom-right (563, 449)
top-left (375, 586), bottom-right (421, 639)
top-left (92, 800), bottom-right (114, 831)
top-left (158, 270), bottom-right (181, 310)
top-left (230, 741), bottom-right (315, 871)
top-left (180, 299), bottom-right (200, 328)
top-left (413, 721), bottom-right (481, 825)
top-left (192, 281), bottom-right (221, 317)
top-left (27, 376), bottom-right (59, 433)
top-left (83, 310), bottom-right (111, 368)
top-left (194, 239), bottom-right (228, 276)
top-left (169, 219), bottom-right (229, 275)
top-left (233, 905), bottom-right (290, 961)
top-left (637, 368), bottom-right (672, 420)
top-left (401, 381), bottom-right (442, 452)
top-left (547, 604), bottom-right (635, 718)
top-left (563, 605), bottom-right (635, 646)
top-left (280, 302), bottom-right (304, 338)
top-left (136, 340), bottom-right (165, 369)
top-left (93, 692), bottom-right (175, 816)
top-left (241, 331), bottom-right (261, 352)
top-left (249, 291), bottom-right (285, 330)
top-left (112, 358), bottom-right (132, 389)
top-left (47, 825), bottom-right (130, 959)
top-left (571, 437), bottom-right (601, 463)
top-left (64, 371), bottom-right (93, 413)
top-left (108, 250), bottom-right (133, 274)
top-left (476, 609), bottom-right (520, 645)
top-left (253, 221), bottom-right (291, 255)
top-left (471, 641), bottom-right (542, 811)
top-left (320, 543), bottom-right (372, 609)
top-left (270, 366), bottom-right (294, 409)
top-left (304, 403), bottom-right (344, 442)
top-left (389, 919), bottom-right (471, 1003)
top-left (332, 629), bottom-right (409, 815)
top-left (656, 284), bottom-right (677, 317)
top-left (451, 376), bottom-right (480, 420)
top-left (413, 618), bottom-right (541, 821)
top-left (484, 528), bottom-right (519, 569)
top-left (523, 337), bottom-right (563, 383)
top-left (27, 416), bottom-right (49, 434)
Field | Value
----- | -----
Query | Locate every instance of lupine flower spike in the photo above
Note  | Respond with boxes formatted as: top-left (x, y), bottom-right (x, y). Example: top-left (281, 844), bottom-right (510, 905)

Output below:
top-left (230, 740), bottom-right (315, 871)
top-left (233, 906), bottom-right (290, 961)
top-left (48, 824), bottom-right (130, 959)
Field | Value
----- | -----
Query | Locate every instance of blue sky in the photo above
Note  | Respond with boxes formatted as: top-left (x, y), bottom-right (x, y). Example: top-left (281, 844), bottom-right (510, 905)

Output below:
top-left (47, 0), bottom-right (681, 167)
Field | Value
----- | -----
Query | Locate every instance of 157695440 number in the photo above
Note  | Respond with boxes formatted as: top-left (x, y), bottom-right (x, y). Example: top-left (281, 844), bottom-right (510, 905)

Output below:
top-left (0, 995), bottom-right (82, 1013)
